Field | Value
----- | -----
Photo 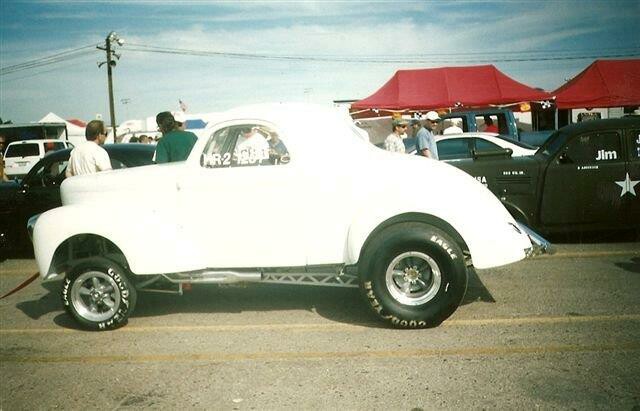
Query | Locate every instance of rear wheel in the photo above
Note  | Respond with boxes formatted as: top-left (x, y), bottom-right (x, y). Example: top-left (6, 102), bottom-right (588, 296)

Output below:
top-left (360, 223), bottom-right (467, 328)
top-left (62, 257), bottom-right (137, 330)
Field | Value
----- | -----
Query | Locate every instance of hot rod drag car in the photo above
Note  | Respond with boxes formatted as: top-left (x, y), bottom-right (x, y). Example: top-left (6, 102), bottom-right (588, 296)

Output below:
top-left (29, 103), bottom-right (551, 330)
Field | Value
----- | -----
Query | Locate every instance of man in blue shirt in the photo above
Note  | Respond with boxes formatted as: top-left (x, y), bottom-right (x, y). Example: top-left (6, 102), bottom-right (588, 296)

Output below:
top-left (414, 111), bottom-right (440, 159)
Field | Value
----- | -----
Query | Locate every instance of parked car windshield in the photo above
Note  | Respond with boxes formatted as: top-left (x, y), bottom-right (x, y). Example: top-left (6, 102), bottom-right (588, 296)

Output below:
top-left (536, 130), bottom-right (567, 157)
top-left (492, 134), bottom-right (537, 150)
top-left (5, 143), bottom-right (39, 157)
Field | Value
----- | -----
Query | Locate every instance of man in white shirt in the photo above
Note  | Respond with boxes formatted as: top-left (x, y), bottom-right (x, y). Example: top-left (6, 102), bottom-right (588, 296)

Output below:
top-left (66, 120), bottom-right (112, 177)
top-left (234, 127), bottom-right (270, 165)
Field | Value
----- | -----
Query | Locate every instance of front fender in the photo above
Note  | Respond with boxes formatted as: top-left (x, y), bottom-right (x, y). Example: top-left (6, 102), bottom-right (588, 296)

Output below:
top-left (346, 161), bottom-right (533, 270)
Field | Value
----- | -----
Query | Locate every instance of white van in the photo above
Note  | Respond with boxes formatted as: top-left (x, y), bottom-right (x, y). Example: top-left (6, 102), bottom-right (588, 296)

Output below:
top-left (3, 139), bottom-right (72, 180)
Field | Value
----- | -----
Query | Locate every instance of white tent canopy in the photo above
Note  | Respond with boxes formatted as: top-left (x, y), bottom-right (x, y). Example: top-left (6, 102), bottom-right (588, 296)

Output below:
top-left (38, 112), bottom-right (89, 145)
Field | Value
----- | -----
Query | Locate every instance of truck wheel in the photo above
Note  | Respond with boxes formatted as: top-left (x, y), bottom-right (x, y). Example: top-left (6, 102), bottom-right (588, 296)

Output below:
top-left (360, 224), bottom-right (467, 328)
top-left (61, 257), bottom-right (137, 331)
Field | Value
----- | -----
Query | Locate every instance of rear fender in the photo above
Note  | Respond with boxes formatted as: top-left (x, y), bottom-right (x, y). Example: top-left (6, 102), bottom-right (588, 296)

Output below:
top-left (32, 205), bottom-right (206, 278)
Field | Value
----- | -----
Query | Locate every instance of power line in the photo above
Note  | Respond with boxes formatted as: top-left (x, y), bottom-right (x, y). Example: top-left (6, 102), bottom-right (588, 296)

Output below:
top-left (2, 42), bottom-right (639, 77)
top-left (124, 42), bottom-right (640, 64)
top-left (0, 45), bottom-right (97, 75)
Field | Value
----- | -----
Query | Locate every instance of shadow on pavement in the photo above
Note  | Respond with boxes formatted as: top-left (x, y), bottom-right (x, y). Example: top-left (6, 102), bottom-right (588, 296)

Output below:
top-left (15, 280), bottom-right (60, 320)
top-left (462, 267), bottom-right (496, 304)
top-left (615, 257), bottom-right (640, 274)
top-left (13, 268), bottom-right (496, 330)
top-left (547, 229), bottom-right (639, 244)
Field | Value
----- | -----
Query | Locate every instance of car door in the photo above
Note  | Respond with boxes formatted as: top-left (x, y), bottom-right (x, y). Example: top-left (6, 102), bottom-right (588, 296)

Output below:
top-left (177, 122), bottom-right (306, 268)
top-left (17, 155), bottom-right (68, 239)
top-left (624, 128), bottom-right (640, 227)
top-left (540, 129), bottom-right (626, 227)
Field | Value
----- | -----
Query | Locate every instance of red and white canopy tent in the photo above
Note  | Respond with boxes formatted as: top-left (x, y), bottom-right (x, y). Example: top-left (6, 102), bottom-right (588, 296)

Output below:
top-left (350, 65), bottom-right (552, 116)
top-left (552, 59), bottom-right (640, 109)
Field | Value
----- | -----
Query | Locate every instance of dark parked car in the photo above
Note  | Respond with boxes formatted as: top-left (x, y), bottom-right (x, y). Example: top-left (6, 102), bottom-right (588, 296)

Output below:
top-left (0, 144), bottom-right (155, 255)
top-left (443, 117), bottom-right (640, 235)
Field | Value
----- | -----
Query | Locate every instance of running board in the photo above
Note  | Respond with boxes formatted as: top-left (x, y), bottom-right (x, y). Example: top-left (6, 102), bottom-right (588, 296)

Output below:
top-left (137, 269), bottom-right (359, 289)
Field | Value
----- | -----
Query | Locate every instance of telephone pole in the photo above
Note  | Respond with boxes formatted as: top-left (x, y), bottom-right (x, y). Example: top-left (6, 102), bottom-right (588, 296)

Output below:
top-left (98, 31), bottom-right (124, 142)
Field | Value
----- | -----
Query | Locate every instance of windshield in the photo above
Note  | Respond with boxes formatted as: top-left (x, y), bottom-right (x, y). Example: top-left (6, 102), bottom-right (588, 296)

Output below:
top-left (493, 134), bottom-right (537, 150)
top-left (536, 130), bottom-right (567, 157)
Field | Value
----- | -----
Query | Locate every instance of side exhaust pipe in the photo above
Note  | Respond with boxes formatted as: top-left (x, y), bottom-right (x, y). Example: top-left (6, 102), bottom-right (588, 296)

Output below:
top-left (516, 222), bottom-right (555, 257)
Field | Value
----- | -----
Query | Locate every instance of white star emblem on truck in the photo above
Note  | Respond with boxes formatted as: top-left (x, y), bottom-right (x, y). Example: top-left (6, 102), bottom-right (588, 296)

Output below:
top-left (615, 173), bottom-right (639, 197)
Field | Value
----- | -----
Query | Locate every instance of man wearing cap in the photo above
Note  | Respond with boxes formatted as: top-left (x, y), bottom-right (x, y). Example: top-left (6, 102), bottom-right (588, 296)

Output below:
top-left (414, 111), bottom-right (440, 159)
top-left (154, 111), bottom-right (197, 163)
top-left (384, 118), bottom-right (408, 153)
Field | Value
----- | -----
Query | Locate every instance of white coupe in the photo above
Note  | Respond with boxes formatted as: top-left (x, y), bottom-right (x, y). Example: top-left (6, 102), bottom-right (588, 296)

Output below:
top-left (30, 103), bottom-right (551, 330)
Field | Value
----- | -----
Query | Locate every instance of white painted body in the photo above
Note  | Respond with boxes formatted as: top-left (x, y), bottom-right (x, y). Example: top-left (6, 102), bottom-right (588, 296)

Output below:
top-left (32, 103), bottom-right (534, 278)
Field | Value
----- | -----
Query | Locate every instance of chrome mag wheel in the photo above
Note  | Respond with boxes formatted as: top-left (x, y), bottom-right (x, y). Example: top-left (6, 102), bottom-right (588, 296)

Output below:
top-left (385, 251), bottom-right (442, 306)
top-left (70, 270), bottom-right (122, 322)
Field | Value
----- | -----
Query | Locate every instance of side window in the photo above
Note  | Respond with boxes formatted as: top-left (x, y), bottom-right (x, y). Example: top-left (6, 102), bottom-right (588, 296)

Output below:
top-left (44, 141), bottom-right (65, 153)
top-left (52, 142), bottom-right (66, 151)
top-left (474, 138), bottom-right (502, 153)
top-left (475, 114), bottom-right (503, 133)
top-left (27, 159), bottom-right (69, 187)
top-left (201, 124), bottom-right (290, 168)
top-left (437, 139), bottom-right (471, 160)
top-left (443, 116), bottom-right (468, 132)
top-left (201, 127), bottom-right (236, 168)
top-left (560, 131), bottom-right (622, 164)
top-left (628, 129), bottom-right (640, 161)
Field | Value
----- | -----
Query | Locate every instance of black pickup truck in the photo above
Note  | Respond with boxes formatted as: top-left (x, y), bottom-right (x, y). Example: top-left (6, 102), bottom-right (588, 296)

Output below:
top-left (445, 117), bottom-right (640, 235)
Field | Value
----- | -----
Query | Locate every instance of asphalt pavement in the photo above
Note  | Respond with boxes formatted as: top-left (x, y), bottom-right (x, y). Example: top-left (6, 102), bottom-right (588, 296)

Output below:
top-left (1, 243), bottom-right (639, 410)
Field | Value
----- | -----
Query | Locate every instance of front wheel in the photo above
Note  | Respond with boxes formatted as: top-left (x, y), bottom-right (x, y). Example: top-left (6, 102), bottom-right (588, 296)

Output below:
top-left (62, 257), bottom-right (137, 330)
top-left (360, 223), bottom-right (468, 328)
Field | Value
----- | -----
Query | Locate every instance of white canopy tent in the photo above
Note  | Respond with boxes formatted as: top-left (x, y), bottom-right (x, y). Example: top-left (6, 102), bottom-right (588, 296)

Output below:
top-left (37, 112), bottom-right (92, 145)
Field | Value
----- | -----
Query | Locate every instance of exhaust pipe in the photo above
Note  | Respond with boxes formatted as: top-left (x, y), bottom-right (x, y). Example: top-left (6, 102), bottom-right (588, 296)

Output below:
top-left (164, 270), bottom-right (262, 284)
top-left (516, 222), bottom-right (555, 257)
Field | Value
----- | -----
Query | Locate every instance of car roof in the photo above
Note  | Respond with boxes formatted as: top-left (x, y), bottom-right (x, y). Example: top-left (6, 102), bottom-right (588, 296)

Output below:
top-left (7, 139), bottom-right (66, 145)
top-left (41, 143), bottom-right (155, 160)
top-left (557, 116), bottom-right (640, 134)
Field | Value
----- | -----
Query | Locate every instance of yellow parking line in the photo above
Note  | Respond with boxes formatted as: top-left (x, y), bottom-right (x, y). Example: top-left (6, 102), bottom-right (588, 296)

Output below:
top-left (445, 313), bottom-right (640, 326)
top-left (2, 342), bottom-right (639, 364)
top-left (541, 250), bottom-right (640, 258)
top-left (1, 313), bottom-right (639, 334)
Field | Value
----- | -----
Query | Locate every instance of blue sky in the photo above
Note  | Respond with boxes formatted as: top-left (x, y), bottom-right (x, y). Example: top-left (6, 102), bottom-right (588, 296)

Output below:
top-left (1, 0), bottom-right (639, 124)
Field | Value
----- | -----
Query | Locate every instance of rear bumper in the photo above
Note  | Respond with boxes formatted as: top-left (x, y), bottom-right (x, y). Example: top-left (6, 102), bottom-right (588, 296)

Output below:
top-left (516, 222), bottom-right (555, 257)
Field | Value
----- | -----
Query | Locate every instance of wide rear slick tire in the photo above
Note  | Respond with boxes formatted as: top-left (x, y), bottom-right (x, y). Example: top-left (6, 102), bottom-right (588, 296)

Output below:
top-left (61, 257), bottom-right (137, 331)
top-left (360, 223), bottom-right (468, 328)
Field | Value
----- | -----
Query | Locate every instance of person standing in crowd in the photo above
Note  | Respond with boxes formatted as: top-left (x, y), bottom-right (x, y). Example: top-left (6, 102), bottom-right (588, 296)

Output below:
top-left (443, 119), bottom-right (464, 135)
top-left (0, 134), bottom-right (8, 181)
top-left (483, 115), bottom-right (499, 133)
top-left (384, 118), bottom-right (408, 153)
top-left (154, 111), bottom-right (198, 163)
top-left (65, 120), bottom-right (112, 177)
top-left (414, 111), bottom-right (440, 159)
